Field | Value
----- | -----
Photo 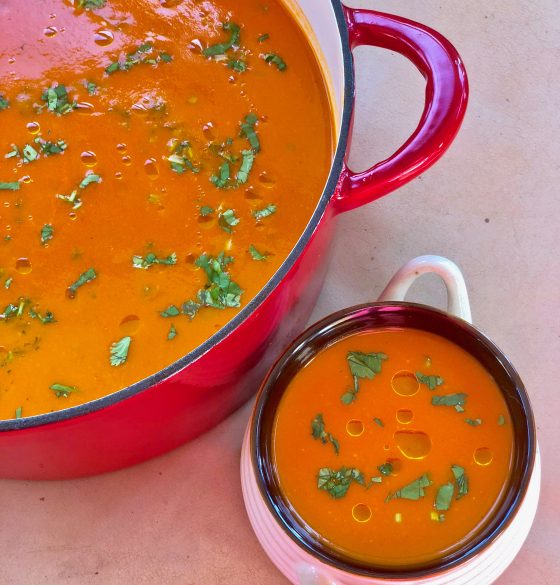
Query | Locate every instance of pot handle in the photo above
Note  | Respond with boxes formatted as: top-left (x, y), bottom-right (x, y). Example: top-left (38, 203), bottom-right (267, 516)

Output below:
top-left (333, 7), bottom-right (468, 214)
top-left (378, 255), bottom-right (472, 323)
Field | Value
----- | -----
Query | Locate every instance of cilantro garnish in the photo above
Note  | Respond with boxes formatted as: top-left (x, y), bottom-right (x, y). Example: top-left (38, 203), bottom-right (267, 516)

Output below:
top-left (15, 407), bottom-right (22, 419)
top-left (257, 33), bottom-right (269, 43)
top-left (75, 0), bottom-right (106, 9)
top-left (167, 324), bottom-right (177, 340)
top-left (218, 209), bottom-right (240, 233)
top-left (110, 336), bottom-right (131, 366)
top-left (248, 244), bottom-right (268, 261)
top-left (373, 417), bottom-right (384, 427)
top-left (195, 252), bottom-right (243, 309)
top-left (50, 383), bottom-right (78, 398)
top-left (0, 95), bottom-right (9, 110)
top-left (452, 464), bottom-right (469, 499)
top-left (67, 267), bottom-right (97, 299)
top-left (41, 84), bottom-right (76, 115)
top-left (252, 204), bottom-right (276, 220)
top-left (416, 371), bottom-right (444, 390)
top-left (465, 418), bottom-right (482, 426)
top-left (210, 161), bottom-right (231, 189)
top-left (106, 42), bottom-right (172, 75)
top-left (132, 252), bottom-right (177, 269)
top-left (498, 414), bottom-right (506, 426)
top-left (435, 482), bottom-right (455, 511)
top-left (240, 113), bottom-right (260, 152)
top-left (85, 81), bottom-right (98, 95)
top-left (0, 182), bottom-right (20, 191)
top-left (386, 473), bottom-right (431, 502)
top-left (160, 305), bottom-right (180, 318)
top-left (168, 140), bottom-right (199, 174)
top-left (28, 307), bottom-right (55, 324)
top-left (236, 150), bottom-right (255, 184)
top-left (203, 22), bottom-right (241, 57)
top-left (22, 144), bottom-right (39, 163)
top-left (57, 173), bottom-right (101, 209)
top-left (317, 467), bottom-right (365, 499)
top-left (431, 393), bottom-right (468, 412)
top-left (311, 414), bottom-right (339, 455)
top-left (377, 462), bottom-right (393, 476)
top-left (40, 224), bottom-right (54, 245)
top-left (262, 53), bottom-right (287, 71)
top-left (0, 298), bottom-right (54, 324)
top-left (227, 59), bottom-right (247, 72)
top-left (342, 351), bottom-right (387, 404)
top-left (200, 206), bottom-right (214, 217)
top-left (35, 137), bottom-right (67, 156)
top-left (4, 277), bottom-right (13, 290)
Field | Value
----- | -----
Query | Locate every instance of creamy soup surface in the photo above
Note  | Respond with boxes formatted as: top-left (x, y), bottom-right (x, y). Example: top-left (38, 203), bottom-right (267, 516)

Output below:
top-left (0, 0), bottom-right (333, 419)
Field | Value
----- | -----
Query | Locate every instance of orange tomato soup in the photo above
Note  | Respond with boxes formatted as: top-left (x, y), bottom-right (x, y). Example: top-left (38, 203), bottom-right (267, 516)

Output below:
top-left (0, 0), bottom-right (333, 418)
top-left (272, 328), bottom-right (514, 568)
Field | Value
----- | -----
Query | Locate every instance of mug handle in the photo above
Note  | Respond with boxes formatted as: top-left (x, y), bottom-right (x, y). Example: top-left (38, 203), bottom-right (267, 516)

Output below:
top-left (377, 255), bottom-right (472, 323)
top-left (334, 7), bottom-right (468, 213)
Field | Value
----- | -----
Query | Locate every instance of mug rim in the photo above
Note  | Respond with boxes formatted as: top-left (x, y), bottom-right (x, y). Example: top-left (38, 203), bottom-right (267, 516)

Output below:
top-left (250, 301), bottom-right (537, 579)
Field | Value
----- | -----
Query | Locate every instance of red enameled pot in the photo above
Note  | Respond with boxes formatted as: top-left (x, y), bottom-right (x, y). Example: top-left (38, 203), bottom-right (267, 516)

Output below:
top-left (0, 2), bottom-right (468, 479)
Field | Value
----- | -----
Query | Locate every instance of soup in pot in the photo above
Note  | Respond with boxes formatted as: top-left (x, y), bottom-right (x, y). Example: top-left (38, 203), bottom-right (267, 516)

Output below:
top-left (0, 0), bottom-right (334, 419)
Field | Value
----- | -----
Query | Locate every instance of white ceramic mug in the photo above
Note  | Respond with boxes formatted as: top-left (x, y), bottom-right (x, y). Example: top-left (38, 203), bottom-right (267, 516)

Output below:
top-left (241, 256), bottom-right (540, 585)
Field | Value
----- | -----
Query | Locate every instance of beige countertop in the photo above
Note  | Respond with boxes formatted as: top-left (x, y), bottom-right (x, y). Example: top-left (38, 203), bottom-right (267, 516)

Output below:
top-left (1, 1), bottom-right (558, 583)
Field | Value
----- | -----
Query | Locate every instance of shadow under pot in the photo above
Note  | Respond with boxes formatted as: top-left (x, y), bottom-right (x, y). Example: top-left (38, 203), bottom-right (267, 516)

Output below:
top-left (241, 256), bottom-right (540, 585)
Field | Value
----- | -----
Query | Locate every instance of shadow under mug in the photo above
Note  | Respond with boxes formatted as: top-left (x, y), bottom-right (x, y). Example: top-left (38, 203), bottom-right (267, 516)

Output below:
top-left (241, 255), bottom-right (540, 585)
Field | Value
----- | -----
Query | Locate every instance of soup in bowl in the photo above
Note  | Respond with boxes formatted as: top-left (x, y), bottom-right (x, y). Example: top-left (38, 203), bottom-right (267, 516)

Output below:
top-left (242, 256), bottom-right (539, 583)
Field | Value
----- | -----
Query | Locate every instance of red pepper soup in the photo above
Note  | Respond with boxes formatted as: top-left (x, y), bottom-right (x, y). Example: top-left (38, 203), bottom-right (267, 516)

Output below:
top-left (0, 0), bottom-right (333, 419)
top-left (272, 328), bottom-right (514, 568)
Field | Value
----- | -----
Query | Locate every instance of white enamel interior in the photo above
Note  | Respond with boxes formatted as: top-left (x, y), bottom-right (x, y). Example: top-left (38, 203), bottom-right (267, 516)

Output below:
top-left (282, 0), bottom-right (346, 138)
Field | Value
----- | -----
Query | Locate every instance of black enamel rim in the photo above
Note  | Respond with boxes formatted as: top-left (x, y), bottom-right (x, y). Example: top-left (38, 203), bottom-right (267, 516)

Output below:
top-left (1, 0), bottom-right (355, 431)
top-left (251, 302), bottom-right (537, 578)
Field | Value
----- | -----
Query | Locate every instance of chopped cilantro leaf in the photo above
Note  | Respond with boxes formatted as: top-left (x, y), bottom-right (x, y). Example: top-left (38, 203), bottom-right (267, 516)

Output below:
top-left (348, 351), bottom-right (387, 379)
top-left (252, 204), bottom-right (276, 220)
top-left (435, 482), bottom-right (455, 511)
top-left (110, 336), bottom-right (131, 367)
top-left (0, 95), bottom-right (9, 110)
top-left (317, 467), bottom-right (365, 499)
top-left (79, 173), bottom-right (101, 189)
top-left (50, 383), bottom-right (78, 398)
top-left (240, 113), bottom-right (260, 152)
top-left (67, 267), bottom-right (97, 299)
top-left (4, 277), bottom-right (13, 290)
top-left (0, 182), bottom-right (20, 191)
top-left (195, 252), bottom-right (243, 309)
top-left (227, 59), bottom-right (247, 72)
top-left (416, 371), bottom-right (444, 390)
top-left (41, 84), bottom-right (76, 115)
top-left (248, 244), bottom-right (268, 261)
top-left (431, 393), bottom-right (468, 412)
top-left (132, 251), bottom-right (177, 269)
top-left (167, 324), bottom-right (177, 340)
top-left (203, 22), bottom-right (241, 57)
top-left (311, 413), bottom-right (339, 455)
top-left (85, 81), bottom-right (98, 95)
top-left (257, 33), bottom-right (270, 43)
top-left (22, 144), bottom-right (39, 163)
top-left (386, 474), bottom-right (431, 502)
top-left (210, 161), bottom-right (231, 188)
top-left (465, 418), bottom-right (482, 426)
top-left (200, 206), bottom-right (214, 216)
top-left (40, 224), bottom-right (54, 245)
top-left (377, 462), bottom-right (393, 476)
top-left (452, 465), bottom-right (469, 499)
top-left (168, 140), bottom-right (199, 174)
top-left (218, 209), bottom-right (240, 233)
top-left (373, 417), bottom-right (384, 427)
top-left (15, 406), bottom-right (22, 419)
top-left (236, 149), bottom-right (255, 184)
top-left (263, 53), bottom-right (287, 71)
top-left (498, 414), bottom-right (506, 426)
top-left (76, 0), bottom-right (106, 9)
top-left (35, 137), bottom-right (67, 156)
top-left (160, 305), bottom-right (181, 318)
top-left (106, 42), bottom-right (172, 75)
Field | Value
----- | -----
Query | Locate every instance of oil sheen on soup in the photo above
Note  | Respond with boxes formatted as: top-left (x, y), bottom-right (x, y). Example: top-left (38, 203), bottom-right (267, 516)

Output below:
top-left (272, 328), bottom-right (514, 568)
top-left (0, 0), bottom-right (333, 418)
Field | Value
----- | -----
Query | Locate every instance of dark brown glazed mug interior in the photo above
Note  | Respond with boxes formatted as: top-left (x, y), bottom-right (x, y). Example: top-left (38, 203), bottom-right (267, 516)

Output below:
top-left (251, 302), bottom-right (536, 578)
